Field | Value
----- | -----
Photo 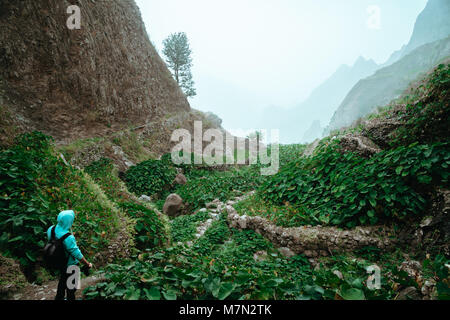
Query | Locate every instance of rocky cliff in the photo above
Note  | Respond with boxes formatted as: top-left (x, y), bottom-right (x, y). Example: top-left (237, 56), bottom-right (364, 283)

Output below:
top-left (0, 0), bottom-right (191, 145)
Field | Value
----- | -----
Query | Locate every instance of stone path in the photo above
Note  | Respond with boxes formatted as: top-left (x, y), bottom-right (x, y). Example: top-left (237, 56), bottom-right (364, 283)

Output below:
top-left (174, 191), bottom-right (256, 247)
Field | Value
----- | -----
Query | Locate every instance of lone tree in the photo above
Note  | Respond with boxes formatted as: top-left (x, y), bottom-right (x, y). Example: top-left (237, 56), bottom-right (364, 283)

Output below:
top-left (162, 32), bottom-right (197, 98)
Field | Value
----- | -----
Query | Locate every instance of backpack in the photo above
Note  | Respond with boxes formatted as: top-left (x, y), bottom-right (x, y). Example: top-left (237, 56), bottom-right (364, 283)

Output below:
top-left (43, 226), bottom-right (71, 270)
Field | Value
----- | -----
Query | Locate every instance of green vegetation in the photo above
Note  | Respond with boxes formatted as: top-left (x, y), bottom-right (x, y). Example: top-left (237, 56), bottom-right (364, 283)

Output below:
top-left (175, 166), bottom-right (262, 211)
top-left (260, 140), bottom-right (449, 228)
top-left (85, 158), bottom-right (169, 251)
top-left (162, 32), bottom-right (196, 97)
top-left (85, 158), bottom-right (134, 203)
top-left (278, 144), bottom-right (307, 168)
top-left (125, 159), bottom-right (176, 199)
top-left (170, 210), bottom-right (210, 243)
top-left (2, 64), bottom-right (449, 301)
top-left (59, 129), bottom-right (154, 167)
top-left (118, 202), bottom-right (167, 250)
top-left (0, 132), bottom-right (125, 277)
top-left (393, 64), bottom-right (450, 146)
top-left (84, 215), bottom-right (442, 300)
top-left (235, 194), bottom-right (317, 227)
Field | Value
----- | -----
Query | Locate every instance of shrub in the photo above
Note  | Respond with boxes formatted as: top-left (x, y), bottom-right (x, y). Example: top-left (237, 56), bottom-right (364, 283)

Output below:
top-left (125, 159), bottom-right (176, 198)
top-left (118, 202), bottom-right (167, 250)
top-left (176, 166), bottom-right (263, 210)
top-left (170, 210), bottom-right (210, 243)
top-left (85, 158), bottom-right (134, 202)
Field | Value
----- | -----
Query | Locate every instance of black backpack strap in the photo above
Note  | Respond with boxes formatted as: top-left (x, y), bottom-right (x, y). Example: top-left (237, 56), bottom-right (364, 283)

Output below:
top-left (51, 226), bottom-right (56, 241)
top-left (59, 232), bottom-right (71, 243)
top-left (59, 232), bottom-right (76, 261)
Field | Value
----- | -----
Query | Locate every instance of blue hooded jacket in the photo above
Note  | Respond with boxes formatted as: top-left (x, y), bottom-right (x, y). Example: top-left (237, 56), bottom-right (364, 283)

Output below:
top-left (47, 210), bottom-right (84, 266)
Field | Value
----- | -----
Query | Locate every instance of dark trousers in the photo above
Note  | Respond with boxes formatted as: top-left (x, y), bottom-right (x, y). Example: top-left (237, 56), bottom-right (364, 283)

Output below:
top-left (55, 267), bottom-right (77, 300)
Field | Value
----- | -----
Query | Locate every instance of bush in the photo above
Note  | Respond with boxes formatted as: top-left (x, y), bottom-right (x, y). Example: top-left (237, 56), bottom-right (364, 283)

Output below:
top-left (118, 202), bottom-right (167, 250)
top-left (170, 210), bottom-right (210, 243)
top-left (0, 132), bottom-right (54, 272)
top-left (125, 160), bottom-right (176, 198)
top-left (176, 166), bottom-right (263, 210)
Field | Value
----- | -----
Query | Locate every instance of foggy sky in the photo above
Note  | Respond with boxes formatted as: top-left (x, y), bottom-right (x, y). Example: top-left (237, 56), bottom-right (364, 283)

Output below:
top-left (135, 0), bottom-right (428, 137)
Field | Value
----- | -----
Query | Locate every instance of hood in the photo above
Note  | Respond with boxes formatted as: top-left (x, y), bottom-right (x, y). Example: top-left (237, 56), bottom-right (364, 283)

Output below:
top-left (55, 210), bottom-right (75, 233)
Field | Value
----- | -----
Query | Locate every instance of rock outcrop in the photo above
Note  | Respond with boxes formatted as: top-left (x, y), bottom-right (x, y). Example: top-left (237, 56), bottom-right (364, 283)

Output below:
top-left (384, 0), bottom-right (450, 66)
top-left (338, 134), bottom-right (381, 158)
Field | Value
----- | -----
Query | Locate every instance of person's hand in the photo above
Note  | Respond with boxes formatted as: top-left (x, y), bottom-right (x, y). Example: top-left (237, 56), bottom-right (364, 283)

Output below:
top-left (88, 262), bottom-right (93, 269)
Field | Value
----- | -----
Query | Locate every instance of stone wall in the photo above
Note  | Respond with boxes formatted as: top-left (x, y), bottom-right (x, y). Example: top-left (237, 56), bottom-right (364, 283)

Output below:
top-left (227, 206), bottom-right (399, 258)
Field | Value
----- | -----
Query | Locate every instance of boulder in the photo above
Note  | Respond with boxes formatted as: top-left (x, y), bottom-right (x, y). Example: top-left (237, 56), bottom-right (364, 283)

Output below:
top-left (163, 194), bottom-right (183, 217)
top-left (173, 173), bottom-right (187, 185)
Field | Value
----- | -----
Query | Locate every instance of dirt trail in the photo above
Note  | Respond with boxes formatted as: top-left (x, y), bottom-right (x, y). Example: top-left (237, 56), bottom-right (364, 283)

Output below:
top-left (12, 192), bottom-right (254, 300)
top-left (11, 274), bottom-right (105, 300)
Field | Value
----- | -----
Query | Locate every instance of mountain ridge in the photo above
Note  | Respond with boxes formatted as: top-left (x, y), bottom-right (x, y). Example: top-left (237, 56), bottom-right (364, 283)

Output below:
top-left (258, 56), bottom-right (379, 143)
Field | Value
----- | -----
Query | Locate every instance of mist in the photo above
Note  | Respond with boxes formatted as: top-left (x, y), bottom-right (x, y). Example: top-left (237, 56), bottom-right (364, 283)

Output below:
top-left (135, 0), bottom-right (428, 143)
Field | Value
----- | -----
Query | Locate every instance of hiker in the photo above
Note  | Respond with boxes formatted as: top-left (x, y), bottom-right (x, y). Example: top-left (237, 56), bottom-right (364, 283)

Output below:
top-left (46, 210), bottom-right (92, 300)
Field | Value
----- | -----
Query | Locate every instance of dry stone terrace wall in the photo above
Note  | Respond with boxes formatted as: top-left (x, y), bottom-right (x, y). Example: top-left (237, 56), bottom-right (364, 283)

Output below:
top-left (227, 206), bottom-right (400, 258)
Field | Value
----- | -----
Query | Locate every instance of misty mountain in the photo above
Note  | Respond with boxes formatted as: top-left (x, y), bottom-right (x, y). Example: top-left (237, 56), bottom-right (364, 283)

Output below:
top-left (326, 0), bottom-right (450, 133)
top-left (327, 36), bottom-right (450, 133)
top-left (383, 0), bottom-right (450, 66)
top-left (258, 56), bottom-right (379, 144)
top-left (302, 120), bottom-right (323, 144)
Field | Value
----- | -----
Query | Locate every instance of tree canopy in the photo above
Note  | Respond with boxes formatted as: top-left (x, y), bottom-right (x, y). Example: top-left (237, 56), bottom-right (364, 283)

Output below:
top-left (162, 32), bottom-right (197, 98)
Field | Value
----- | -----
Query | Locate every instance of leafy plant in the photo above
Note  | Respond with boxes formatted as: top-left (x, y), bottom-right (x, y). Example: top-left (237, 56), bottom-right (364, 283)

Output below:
top-left (393, 63), bottom-right (450, 146)
top-left (85, 158), bottom-right (134, 202)
top-left (170, 210), bottom-right (210, 243)
top-left (125, 159), bottom-right (176, 199)
top-left (260, 140), bottom-right (450, 227)
top-left (118, 202), bottom-right (167, 250)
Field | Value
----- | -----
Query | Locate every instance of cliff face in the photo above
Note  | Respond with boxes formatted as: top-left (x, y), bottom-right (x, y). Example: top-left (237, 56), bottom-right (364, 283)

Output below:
top-left (0, 0), bottom-right (190, 143)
